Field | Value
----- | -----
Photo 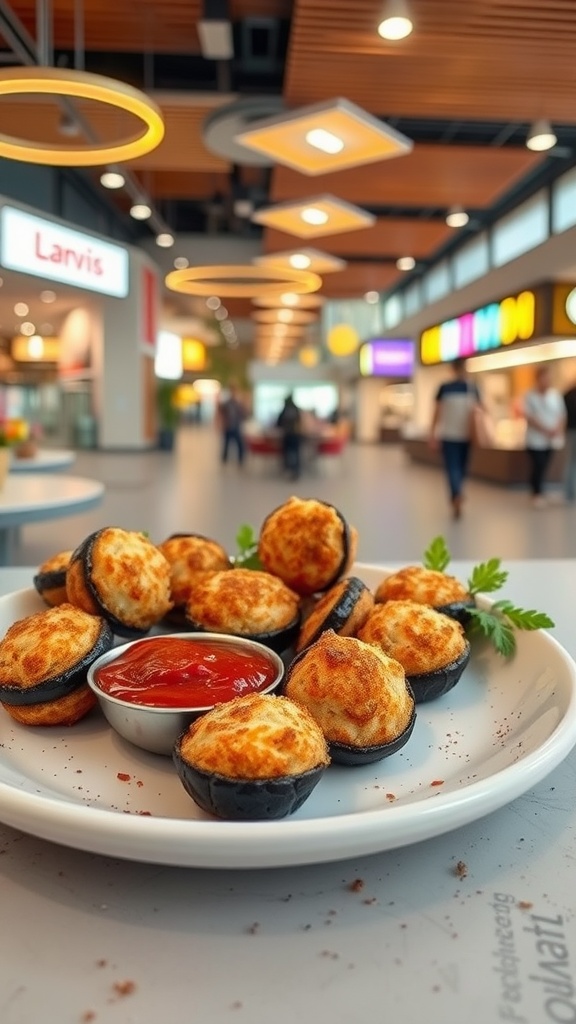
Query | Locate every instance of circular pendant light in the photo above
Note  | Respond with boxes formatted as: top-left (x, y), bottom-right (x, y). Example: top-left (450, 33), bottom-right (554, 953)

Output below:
top-left (252, 293), bottom-right (325, 309)
top-left (252, 308), bottom-right (318, 325)
top-left (165, 265), bottom-right (322, 298)
top-left (0, 67), bottom-right (164, 165)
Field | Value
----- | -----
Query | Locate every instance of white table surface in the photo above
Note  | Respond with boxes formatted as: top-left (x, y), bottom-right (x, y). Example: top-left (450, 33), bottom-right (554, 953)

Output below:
top-left (9, 448), bottom-right (76, 472)
top-left (0, 561), bottom-right (574, 1024)
top-left (0, 474), bottom-right (104, 564)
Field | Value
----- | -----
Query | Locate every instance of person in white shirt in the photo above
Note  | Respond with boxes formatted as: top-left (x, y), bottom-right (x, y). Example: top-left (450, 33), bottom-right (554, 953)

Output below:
top-left (523, 365), bottom-right (566, 507)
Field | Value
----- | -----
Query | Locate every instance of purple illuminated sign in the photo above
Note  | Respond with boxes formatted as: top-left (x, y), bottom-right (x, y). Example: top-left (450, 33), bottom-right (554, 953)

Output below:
top-left (359, 339), bottom-right (415, 377)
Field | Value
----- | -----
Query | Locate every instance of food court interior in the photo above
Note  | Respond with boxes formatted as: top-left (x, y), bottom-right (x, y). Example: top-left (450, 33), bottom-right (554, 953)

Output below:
top-left (0, 0), bottom-right (576, 566)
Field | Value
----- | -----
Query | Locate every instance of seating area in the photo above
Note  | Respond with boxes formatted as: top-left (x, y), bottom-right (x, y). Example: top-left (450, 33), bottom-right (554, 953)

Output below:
top-left (245, 430), bottom-right (348, 475)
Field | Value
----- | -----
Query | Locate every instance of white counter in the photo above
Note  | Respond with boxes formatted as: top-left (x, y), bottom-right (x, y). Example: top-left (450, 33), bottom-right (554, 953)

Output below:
top-left (0, 562), bottom-right (574, 1024)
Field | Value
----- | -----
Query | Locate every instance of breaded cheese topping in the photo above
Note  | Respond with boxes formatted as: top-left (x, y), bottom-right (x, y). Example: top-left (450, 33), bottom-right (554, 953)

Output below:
top-left (0, 603), bottom-right (107, 689)
top-left (179, 692), bottom-right (330, 779)
top-left (285, 630), bottom-right (414, 747)
top-left (375, 566), bottom-right (470, 607)
top-left (358, 599), bottom-right (468, 676)
top-left (157, 534), bottom-right (231, 606)
top-left (68, 528), bottom-right (173, 630)
top-left (258, 496), bottom-right (357, 596)
top-left (185, 568), bottom-right (299, 634)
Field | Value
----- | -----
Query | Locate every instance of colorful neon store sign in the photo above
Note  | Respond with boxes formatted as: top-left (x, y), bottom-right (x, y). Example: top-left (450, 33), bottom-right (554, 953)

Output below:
top-left (420, 290), bottom-right (536, 365)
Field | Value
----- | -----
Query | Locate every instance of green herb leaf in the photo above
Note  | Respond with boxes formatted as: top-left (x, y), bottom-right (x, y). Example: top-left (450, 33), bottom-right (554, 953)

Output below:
top-left (491, 599), bottom-right (555, 631)
top-left (467, 558), bottom-right (509, 595)
top-left (234, 523), bottom-right (262, 570)
top-left (423, 535), bottom-right (451, 573)
top-left (467, 607), bottom-right (517, 657)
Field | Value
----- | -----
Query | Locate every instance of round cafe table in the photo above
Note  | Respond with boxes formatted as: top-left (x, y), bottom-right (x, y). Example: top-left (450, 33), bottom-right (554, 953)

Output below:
top-left (0, 473), bottom-right (104, 564)
top-left (9, 448), bottom-right (76, 473)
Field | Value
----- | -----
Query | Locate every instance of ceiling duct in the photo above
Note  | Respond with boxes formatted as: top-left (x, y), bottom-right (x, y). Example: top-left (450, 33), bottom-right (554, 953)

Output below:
top-left (203, 97), bottom-right (285, 165)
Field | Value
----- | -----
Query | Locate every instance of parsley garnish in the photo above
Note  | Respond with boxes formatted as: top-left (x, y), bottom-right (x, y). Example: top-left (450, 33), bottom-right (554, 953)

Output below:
top-left (421, 536), bottom-right (554, 657)
top-left (234, 524), bottom-right (262, 570)
top-left (423, 536), bottom-right (451, 573)
top-left (467, 558), bottom-right (509, 595)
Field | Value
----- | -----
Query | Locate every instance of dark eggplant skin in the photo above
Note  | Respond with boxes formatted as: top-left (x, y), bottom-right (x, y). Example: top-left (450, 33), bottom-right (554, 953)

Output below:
top-left (435, 599), bottom-right (476, 627)
top-left (182, 613), bottom-right (301, 655)
top-left (296, 576), bottom-right (373, 654)
top-left (406, 641), bottom-right (471, 704)
top-left (0, 619), bottom-right (114, 706)
top-left (173, 746), bottom-right (326, 820)
top-left (33, 567), bottom-right (67, 604)
top-left (69, 530), bottom-right (149, 639)
top-left (328, 702), bottom-right (417, 766)
top-left (258, 499), bottom-right (352, 595)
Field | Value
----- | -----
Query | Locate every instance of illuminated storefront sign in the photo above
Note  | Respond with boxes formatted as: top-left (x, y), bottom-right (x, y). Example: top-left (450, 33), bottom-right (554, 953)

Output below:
top-left (0, 205), bottom-right (129, 297)
top-left (359, 338), bottom-right (415, 377)
top-left (420, 290), bottom-right (536, 365)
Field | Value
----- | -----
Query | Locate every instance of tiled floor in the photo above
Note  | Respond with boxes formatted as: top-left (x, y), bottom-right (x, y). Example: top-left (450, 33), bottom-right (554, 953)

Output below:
top-left (14, 425), bottom-right (576, 567)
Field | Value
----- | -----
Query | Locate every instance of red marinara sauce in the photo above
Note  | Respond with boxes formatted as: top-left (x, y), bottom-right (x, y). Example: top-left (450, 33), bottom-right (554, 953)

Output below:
top-left (95, 637), bottom-right (279, 709)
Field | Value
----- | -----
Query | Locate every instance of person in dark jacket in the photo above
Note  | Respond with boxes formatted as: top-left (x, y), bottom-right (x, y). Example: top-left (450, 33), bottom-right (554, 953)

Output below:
top-left (276, 393), bottom-right (303, 479)
top-left (217, 383), bottom-right (248, 465)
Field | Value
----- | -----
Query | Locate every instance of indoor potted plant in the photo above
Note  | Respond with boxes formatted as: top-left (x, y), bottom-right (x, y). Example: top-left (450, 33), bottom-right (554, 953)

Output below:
top-left (156, 381), bottom-right (180, 451)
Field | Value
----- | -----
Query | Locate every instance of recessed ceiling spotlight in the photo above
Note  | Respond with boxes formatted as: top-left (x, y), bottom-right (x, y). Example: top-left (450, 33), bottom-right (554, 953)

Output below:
top-left (40, 323), bottom-right (53, 334)
top-left (378, 0), bottom-right (413, 40)
top-left (446, 206), bottom-right (469, 228)
top-left (14, 302), bottom-right (29, 316)
top-left (40, 289), bottom-right (56, 303)
top-left (156, 233), bottom-right (175, 248)
top-left (364, 290), bottom-right (379, 303)
top-left (300, 207), bottom-right (329, 226)
top-left (100, 170), bottom-right (125, 189)
top-left (174, 257), bottom-right (189, 270)
top-left (396, 256), bottom-right (416, 271)
top-left (130, 202), bottom-right (152, 221)
top-left (289, 253), bottom-right (312, 269)
top-left (214, 306), bottom-right (228, 320)
top-left (20, 321), bottom-right (36, 336)
top-left (305, 128), bottom-right (344, 154)
top-left (206, 296), bottom-right (221, 310)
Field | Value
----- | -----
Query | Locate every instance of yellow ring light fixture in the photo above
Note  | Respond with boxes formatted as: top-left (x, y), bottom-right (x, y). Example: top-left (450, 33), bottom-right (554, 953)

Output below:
top-left (0, 67), bottom-right (165, 165)
top-left (165, 265), bottom-right (322, 298)
top-left (252, 308), bottom-right (318, 325)
top-left (252, 293), bottom-right (325, 309)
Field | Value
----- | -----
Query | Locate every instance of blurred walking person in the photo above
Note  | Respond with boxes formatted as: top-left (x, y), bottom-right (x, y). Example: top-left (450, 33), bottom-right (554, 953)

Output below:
top-left (429, 357), bottom-right (482, 519)
top-left (277, 393), bottom-right (303, 480)
top-left (524, 365), bottom-right (565, 507)
top-left (217, 382), bottom-right (248, 466)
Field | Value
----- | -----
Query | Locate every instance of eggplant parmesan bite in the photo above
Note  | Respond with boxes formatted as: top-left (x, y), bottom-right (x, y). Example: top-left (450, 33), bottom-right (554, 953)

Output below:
top-left (295, 576), bottom-right (374, 654)
top-left (258, 496), bottom-right (358, 597)
top-left (357, 599), bottom-right (471, 703)
top-left (284, 630), bottom-right (416, 765)
top-left (184, 568), bottom-right (301, 653)
top-left (0, 603), bottom-right (113, 726)
top-left (66, 527), bottom-right (173, 637)
top-left (375, 566), bottom-right (474, 625)
top-left (157, 533), bottom-right (232, 624)
top-left (173, 692), bottom-right (330, 820)
top-left (33, 549), bottom-right (73, 607)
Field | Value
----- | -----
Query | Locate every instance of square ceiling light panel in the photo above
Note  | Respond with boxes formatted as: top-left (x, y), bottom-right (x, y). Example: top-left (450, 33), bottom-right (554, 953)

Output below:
top-left (254, 248), bottom-right (347, 274)
top-left (252, 195), bottom-right (376, 239)
top-left (235, 98), bottom-right (413, 175)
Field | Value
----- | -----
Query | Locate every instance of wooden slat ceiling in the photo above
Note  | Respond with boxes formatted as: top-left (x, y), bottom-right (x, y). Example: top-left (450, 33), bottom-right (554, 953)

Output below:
top-left (1, 0), bottom-right (576, 318)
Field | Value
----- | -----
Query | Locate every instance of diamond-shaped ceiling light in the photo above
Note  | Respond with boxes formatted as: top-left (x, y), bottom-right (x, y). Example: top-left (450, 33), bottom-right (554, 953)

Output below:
top-left (254, 248), bottom-right (346, 275)
top-left (252, 195), bottom-right (375, 239)
top-left (235, 97), bottom-right (412, 175)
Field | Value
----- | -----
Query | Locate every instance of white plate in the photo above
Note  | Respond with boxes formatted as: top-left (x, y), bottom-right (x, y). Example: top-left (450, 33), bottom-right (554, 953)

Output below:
top-left (0, 564), bottom-right (575, 869)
